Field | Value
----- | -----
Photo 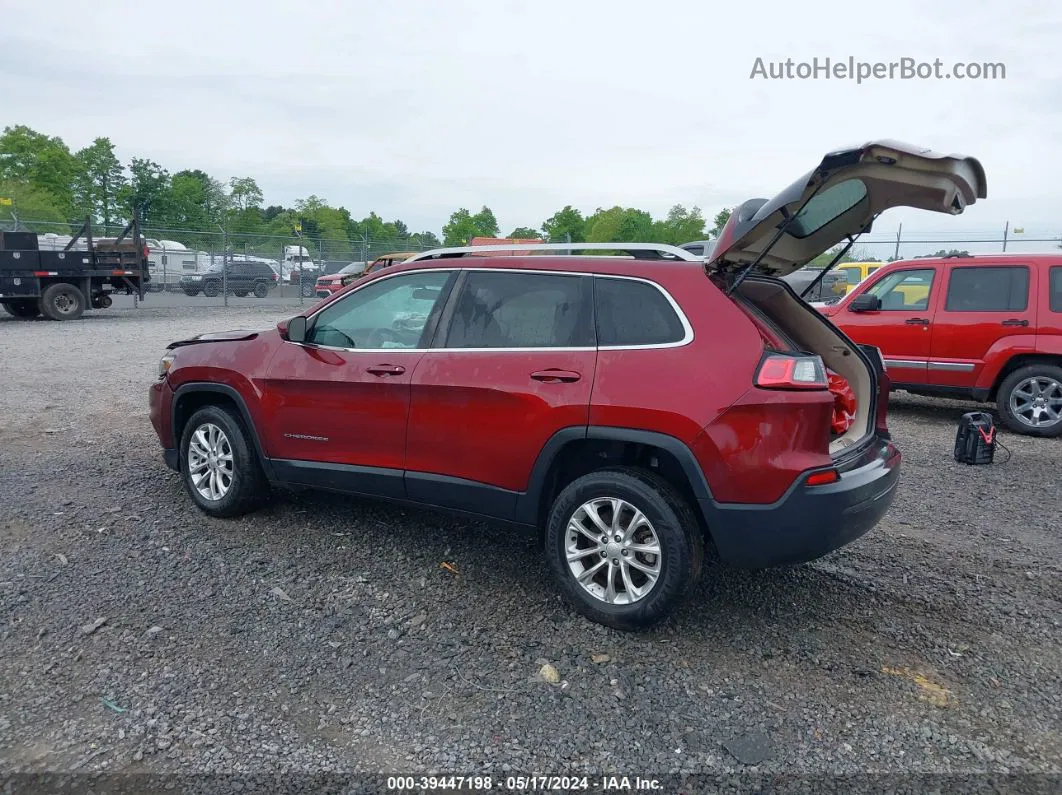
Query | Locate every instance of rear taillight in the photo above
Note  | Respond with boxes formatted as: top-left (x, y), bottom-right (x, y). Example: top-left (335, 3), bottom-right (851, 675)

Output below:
top-left (755, 353), bottom-right (828, 390)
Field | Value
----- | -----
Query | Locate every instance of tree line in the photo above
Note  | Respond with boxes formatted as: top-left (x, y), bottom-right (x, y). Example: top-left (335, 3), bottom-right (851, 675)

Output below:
top-left (0, 124), bottom-right (732, 257)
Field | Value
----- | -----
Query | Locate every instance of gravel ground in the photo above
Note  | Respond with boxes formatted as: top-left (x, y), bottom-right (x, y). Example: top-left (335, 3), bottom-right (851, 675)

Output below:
top-left (1, 305), bottom-right (1060, 785)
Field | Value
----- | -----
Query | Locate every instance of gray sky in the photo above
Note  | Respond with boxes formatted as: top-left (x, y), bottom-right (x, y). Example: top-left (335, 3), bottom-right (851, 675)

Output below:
top-left (3, 0), bottom-right (1061, 252)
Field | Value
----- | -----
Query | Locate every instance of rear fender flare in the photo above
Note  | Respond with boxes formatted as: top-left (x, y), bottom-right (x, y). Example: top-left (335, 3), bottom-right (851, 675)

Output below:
top-left (977, 334), bottom-right (1040, 391)
top-left (515, 426), bottom-right (715, 526)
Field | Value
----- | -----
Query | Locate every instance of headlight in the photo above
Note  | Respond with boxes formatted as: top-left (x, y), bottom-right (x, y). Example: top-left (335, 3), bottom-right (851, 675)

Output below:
top-left (158, 352), bottom-right (176, 379)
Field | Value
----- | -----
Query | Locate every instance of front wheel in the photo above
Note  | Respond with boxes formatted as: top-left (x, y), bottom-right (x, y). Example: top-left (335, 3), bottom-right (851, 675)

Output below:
top-left (203, 280), bottom-right (220, 297)
top-left (998, 364), bottom-right (1062, 437)
top-left (2, 300), bottom-right (39, 319)
top-left (179, 405), bottom-right (270, 517)
top-left (544, 467), bottom-right (704, 631)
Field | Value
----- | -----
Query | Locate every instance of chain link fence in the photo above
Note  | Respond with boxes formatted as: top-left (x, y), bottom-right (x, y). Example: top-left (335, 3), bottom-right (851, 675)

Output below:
top-left (0, 217), bottom-right (440, 308)
top-left (2, 215), bottom-right (1060, 311)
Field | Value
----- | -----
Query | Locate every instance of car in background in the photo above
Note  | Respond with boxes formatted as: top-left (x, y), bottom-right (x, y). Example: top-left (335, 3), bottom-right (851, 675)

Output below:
top-left (180, 260), bottom-right (278, 298)
top-left (315, 262), bottom-right (368, 298)
top-left (819, 252), bottom-right (1062, 437)
top-left (362, 252), bottom-right (418, 276)
top-left (149, 139), bottom-right (987, 629)
top-left (679, 239), bottom-right (716, 258)
top-left (780, 266), bottom-right (848, 302)
top-left (837, 261), bottom-right (886, 293)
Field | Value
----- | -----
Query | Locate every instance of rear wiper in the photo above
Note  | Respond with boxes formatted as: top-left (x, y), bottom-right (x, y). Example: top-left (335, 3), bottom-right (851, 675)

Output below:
top-left (798, 217), bottom-right (875, 299)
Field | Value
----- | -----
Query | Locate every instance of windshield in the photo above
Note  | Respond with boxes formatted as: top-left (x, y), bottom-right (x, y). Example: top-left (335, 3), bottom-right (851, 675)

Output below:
top-left (339, 263), bottom-right (363, 274)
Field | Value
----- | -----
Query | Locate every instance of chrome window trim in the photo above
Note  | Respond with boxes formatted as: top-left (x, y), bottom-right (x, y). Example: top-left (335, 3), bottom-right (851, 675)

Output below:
top-left (290, 265), bottom-right (695, 354)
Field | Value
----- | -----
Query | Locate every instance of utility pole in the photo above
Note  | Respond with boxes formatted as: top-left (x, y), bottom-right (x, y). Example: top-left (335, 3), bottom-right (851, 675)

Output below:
top-left (1002, 221), bottom-right (1009, 252)
top-left (893, 223), bottom-right (902, 260)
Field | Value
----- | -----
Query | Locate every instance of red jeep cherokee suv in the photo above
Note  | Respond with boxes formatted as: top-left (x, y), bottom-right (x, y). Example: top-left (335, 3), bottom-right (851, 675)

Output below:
top-left (818, 253), bottom-right (1062, 437)
top-left (149, 140), bottom-right (985, 629)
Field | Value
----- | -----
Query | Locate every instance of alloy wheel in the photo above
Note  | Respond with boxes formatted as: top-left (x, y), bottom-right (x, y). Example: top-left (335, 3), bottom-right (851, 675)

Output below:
top-left (1008, 376), bottom-right (1062, 429)
top-left (565, 497), bottom-right (662, 605)
top-left (187, 423), bottom-right (235, 500)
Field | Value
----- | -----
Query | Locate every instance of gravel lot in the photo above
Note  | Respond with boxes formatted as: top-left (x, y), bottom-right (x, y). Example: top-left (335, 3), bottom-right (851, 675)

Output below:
top-left (1, 304), bottom-right (1060, 784)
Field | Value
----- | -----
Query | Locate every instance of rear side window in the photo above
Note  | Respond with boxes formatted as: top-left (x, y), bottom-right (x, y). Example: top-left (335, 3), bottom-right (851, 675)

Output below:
top-left (594, 276), bottom-right (686, 346)
top-left (945, 266), bottom-right (1029, 312)
top-left (445, 271), bottom-right (594, 348)
top-left (1050, 267), bottom-right (1062, 312)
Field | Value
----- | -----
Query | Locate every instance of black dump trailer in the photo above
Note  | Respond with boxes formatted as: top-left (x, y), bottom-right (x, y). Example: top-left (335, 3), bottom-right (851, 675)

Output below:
top-left (0, 218), bottom-right (149, 321)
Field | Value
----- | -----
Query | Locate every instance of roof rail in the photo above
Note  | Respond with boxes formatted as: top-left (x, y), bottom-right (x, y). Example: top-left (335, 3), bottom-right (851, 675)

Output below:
top-left (403, 242), bottom-right (703, 263)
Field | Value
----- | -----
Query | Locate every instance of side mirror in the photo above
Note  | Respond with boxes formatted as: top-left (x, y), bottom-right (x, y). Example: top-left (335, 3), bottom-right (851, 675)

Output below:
top-left (849, 293), bottom-right (881, 312)
top-left (284, 316), bottom-right (308, 342)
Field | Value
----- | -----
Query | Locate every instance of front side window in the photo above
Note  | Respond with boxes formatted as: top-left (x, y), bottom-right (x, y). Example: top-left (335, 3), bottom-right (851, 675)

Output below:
top-left (865, 268), bottom-right (935, 311)
top-left (944, 266), bottom-right (1029, 312)
top-left (444, 271), bottom-right (593, 348)
top-left (307, 270), bottom-right (452, 349)
top-left (595, 276), bottom-right (686, 346)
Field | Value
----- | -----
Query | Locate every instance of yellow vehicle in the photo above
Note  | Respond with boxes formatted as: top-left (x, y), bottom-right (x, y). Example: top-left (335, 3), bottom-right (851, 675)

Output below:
top-left (836, 261), bottom-right (885, 293)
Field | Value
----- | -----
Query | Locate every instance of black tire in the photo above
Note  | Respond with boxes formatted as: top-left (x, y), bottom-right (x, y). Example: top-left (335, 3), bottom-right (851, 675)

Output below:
top-left (38, 283), bottom-right (85, 321)
top-left (544, 466), bottom-right (704, 631)
top-left (2, 300), bottom-right (39, 319)
top-left (253, 282), bottom-right (269, 298)
top-left (178, 405), bottom-right (270, 517)
top-left (203, 280), bottom-right (220, 297)
top-left (997, 364), bottom-right (1062, 438)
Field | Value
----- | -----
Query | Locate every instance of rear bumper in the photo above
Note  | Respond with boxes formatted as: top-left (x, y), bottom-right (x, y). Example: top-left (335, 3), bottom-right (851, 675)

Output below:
top-left (701, 435), bottom-right (900, 568)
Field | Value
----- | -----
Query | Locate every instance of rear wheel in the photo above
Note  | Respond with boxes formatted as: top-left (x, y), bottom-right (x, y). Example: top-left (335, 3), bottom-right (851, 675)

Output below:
top-left (998, 364), bottom-right (1062, 437)
top-left (544, 467), bottom-right (704, 631)
top-left (253, 282), bottom-right (269, 298)
top-left (2, 300), bottom-right (39, 319)
top-left (179, 405), bottom-right (270, 517)
top-left (38, 283), bottom-right (85, 321)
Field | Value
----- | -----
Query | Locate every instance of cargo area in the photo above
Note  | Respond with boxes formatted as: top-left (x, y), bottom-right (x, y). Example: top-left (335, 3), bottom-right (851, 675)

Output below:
top-left (736, 276), bottom-right (878, 457)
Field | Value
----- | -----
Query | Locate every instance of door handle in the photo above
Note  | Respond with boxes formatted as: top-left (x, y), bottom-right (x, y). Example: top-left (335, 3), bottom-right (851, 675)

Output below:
top-left (366, 364), bottom-right (406, 376)
top-left (530, 369), bottom-right (581, 383)
top-left (904, 318), bottom-right (929, 325)
top-left (1001, 318), bottom-right (1029, 327)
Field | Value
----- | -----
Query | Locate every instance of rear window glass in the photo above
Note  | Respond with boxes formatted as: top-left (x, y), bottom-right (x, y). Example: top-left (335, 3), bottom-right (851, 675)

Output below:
top-left (1050, 267), bottom-right (1062, 312)
top-left (788, 179), bottom-right (868, 239)
top-left (595, 276), bottom-right (685, 346)
top-left (945, 266), bottom-right (1029, 312)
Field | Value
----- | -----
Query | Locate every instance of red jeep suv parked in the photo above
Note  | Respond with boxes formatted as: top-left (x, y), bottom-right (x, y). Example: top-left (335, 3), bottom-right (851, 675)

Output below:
top-left (819, 253), bottom-right (1062, 436)
top-left (149, 140), bottom-right (986, 629)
